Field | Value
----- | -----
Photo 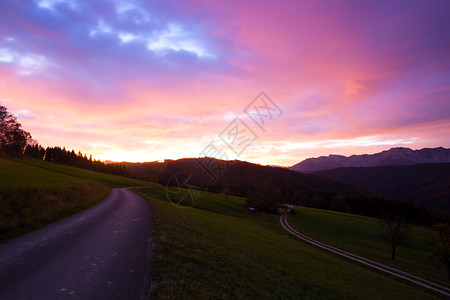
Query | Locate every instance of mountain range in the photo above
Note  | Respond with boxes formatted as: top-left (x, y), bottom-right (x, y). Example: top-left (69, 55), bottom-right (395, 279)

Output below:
top-left (289, 147), bottom-right (450, 173)
top-left (121, 147), bottom-right (449, 211)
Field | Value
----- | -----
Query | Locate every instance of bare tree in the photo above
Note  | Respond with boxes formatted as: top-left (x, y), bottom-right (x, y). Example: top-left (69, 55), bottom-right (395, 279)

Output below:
top-left (380, 213), bottom-right (410, 260)
top-left (432, 223), bottom-right (450, 280)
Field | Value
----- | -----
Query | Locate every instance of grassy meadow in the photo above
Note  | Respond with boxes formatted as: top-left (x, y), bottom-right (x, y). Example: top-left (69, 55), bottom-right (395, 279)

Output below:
top-left (0, 158), bottom-right (152, 242)
top-left (287, 206), bottom-right (449, 287)
top-left (137, 185), bottom-right (441, 299)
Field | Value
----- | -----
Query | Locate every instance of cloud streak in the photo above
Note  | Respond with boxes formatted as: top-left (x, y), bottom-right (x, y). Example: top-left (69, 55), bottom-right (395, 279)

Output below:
top-left (1, 0), bottom-right (449, 165)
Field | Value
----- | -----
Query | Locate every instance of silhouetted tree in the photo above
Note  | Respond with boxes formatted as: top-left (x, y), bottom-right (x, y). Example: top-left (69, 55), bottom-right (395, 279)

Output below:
top-left (432, 223), bottom-right (450, 280)
top-left (0, 104), bottom-right (31, 157)
top-left (380, 213), bottom-right (410, 260)
top-left (24, 142), bottom-right (45, 159)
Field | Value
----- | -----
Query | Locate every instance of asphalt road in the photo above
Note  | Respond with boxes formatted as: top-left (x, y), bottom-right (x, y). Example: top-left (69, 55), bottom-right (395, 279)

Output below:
top-left (280, 213), bottom-right (450, 297)
top-left (0, 188), bottom-right (152, 300)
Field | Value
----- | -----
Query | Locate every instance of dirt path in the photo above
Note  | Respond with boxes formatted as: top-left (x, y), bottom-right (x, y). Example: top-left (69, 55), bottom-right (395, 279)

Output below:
top-left (280, 212), bottom-right (450, 297)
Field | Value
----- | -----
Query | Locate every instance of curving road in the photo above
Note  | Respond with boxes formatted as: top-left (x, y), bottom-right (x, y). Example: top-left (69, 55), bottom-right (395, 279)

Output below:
top-left (280, 212), bottom-right (450, 297)
top-left (0, 188), bottom-right (152, 300)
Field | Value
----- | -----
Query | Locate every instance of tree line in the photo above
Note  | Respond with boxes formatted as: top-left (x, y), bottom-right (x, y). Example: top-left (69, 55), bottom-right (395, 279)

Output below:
top-left (24, 143), bottom-right (128, 176)
top-left (210, 182), bottom-right (431, 225)
top-left (1, 103), bottom-right (127, 176)
top-left (288, 190), bottom-right (431, 226)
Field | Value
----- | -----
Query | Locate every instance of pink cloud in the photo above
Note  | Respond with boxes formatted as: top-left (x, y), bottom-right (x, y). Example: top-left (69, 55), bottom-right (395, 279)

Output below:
top-left (1, 0), bottom-right (449, 165)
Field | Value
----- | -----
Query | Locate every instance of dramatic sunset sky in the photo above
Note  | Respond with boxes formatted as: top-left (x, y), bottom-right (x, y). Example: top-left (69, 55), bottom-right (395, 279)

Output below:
top-left (1, 0), bottom-right (449, 166)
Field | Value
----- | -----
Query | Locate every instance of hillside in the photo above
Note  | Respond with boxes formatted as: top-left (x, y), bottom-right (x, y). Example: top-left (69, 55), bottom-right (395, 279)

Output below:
top-left (0, 158), bottom-right (152, 242)
top-left (126, 158), bottom-right (374, 197)
top-left (290, 147), bottom-right (450, 173)
top-left (136, 186), bottom-right (440, 299)
top-left (288, 206), bottom-right (449, 287)
top-left (313, 163), bottom-right (450, 210)
top-left (0, 158), bottom-right (152, 190)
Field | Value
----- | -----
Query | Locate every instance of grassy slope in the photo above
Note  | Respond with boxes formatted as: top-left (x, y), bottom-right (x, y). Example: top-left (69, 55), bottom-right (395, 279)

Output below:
top-left (11, 158), bottom-right (150, 188)
top-left (287, 206), bottom-right (449, 287)
top-left (0, 158), bottom-right (152, 242)
top-left (138, 186), bottom-right (440, 299)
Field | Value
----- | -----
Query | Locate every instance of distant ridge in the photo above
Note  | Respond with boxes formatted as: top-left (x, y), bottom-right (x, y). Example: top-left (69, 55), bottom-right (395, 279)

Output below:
top-left (290, 147), bottom-right (450, 173)
top-left (313, 163), bottom-right (450, 210)
top-left (124, 157), bottom-right (374, 199)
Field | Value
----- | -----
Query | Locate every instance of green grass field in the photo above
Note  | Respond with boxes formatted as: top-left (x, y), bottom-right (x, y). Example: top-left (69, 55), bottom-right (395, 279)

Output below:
top-left (137, 186), bottom-right (441, 299)
top-left (287, 206), bottom-right (449, 287)
top-left (0, 158), bottom-right (151, 189)
top-left (0, 158), bottom-right (152, 242)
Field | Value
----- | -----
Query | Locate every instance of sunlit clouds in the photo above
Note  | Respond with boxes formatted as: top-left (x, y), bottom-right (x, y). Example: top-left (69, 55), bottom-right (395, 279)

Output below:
top-left (0, 47), bottom-right (49, 75)
top-left (1, 0), bottom-right (450, 165)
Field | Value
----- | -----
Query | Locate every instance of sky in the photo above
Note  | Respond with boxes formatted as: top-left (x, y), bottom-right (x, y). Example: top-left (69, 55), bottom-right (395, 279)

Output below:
top-left (1, 0), bottom-right (449, 166)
